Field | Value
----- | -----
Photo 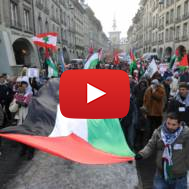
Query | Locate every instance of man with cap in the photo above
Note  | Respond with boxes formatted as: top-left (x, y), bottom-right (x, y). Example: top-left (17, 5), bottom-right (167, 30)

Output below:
top-left (143, 79), bottom-right (166, 137)
top-left (135, 113), bottom-right (189, 189)
top-left (168, 82), bottom-right (189, 126)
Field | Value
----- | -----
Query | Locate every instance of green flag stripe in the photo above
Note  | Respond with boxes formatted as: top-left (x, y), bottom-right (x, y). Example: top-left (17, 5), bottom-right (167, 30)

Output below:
top-left (88, 59), bottom-right (99, 69)
top-left (87, 119), bottom-right (134, 157)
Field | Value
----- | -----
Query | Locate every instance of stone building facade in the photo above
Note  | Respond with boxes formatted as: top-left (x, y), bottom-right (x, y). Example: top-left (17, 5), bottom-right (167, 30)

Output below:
top-left (128, 0), bottom-right (189, 59)
top-left (0, 0), bottom-right (109, 74)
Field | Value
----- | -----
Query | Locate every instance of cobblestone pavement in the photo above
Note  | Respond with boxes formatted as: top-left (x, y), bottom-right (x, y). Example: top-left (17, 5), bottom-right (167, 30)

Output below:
top-left (4, 151), bottom-right (138, 189)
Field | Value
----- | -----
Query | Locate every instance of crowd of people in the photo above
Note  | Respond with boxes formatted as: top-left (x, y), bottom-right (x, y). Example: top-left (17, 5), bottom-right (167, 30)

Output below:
top-left (0, 57), bottom-right (189, 188)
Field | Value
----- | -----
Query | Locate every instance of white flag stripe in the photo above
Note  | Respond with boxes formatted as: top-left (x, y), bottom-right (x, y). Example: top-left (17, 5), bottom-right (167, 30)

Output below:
top-left (32, 36), bottom-right (57, 46)
top-left (49, 105), bottom-right (88, 141)
top-left (84, 53), bottom-right (99, 69)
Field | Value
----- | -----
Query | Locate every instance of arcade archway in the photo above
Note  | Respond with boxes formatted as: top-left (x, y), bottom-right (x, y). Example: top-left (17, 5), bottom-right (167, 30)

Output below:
top-left (13, 38), bottom-right (35, 67)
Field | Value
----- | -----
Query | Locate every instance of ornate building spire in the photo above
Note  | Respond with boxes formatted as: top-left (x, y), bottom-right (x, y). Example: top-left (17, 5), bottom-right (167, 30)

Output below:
top-left (113, 15), bottom-right (117, 31)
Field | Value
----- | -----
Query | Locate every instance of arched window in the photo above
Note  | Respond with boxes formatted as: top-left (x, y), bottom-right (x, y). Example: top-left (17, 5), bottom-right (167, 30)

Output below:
top-left (38, 15), bottom-right (43, 33)
top-left (45, 19), bottom-right (49, 32)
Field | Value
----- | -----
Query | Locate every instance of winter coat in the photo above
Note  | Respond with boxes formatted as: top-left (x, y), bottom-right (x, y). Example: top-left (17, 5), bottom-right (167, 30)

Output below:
top-left (14, 91), bottom-right (32, 125)
top-left (139, 126), bottom-right (189, 178)
top-left (120, 96), bottom-right (138, 149)
top-left (143, 85), bottom-right (166, 116)
top-left (167, 93), bottom-right (189, 125)
top-left (0, 83), bottom-right (13, 107)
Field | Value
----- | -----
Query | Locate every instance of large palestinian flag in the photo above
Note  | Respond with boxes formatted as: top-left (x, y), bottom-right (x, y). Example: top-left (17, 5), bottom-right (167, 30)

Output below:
top-left (0, 79), bottom-right (134, 164)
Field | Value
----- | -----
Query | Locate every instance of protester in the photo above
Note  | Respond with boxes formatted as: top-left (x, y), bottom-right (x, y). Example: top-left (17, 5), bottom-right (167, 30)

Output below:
top-left (162, 77), bottom-right (173, 110)
top-left (180, 68), bottom-right (189, 83)
top-left (163, 68), bottom-right (173, 80)
top-left (170, 72), bottom-right (179, 97)
top-left (134, 106), bottom-right (150, 151)
top-left (0, 104), bottom-right (4, 128)
top-left (120, 94), bottom-right (138, 150)
top-left (143, 79), bottom-right (166, 136)
top-left (135, 113), bottom-right (189, 189)
top-left (168, 82), bottom-right (189, 126)
top-left (0, 74), bottom-right (14, 126)
top-left (14, 81), bottom-right (33, 125)
top-left (133, 79), bottom-right (148, 107)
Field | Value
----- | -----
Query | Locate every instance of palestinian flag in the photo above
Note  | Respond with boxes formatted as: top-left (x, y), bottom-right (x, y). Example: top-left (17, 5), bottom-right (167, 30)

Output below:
top-left (32, 32), bottom-right (58, 50)
top-left (0, 79), bottom-right (134, 164)
top-left (139, 61), bottom-right (145, 78)
top-left (84, 49), bottom-right (102, 69)
top-left (169, 55), bottom-right (176, 69)
top-left (170, 49), bottom-right (184, 69)
top-left (129, 50), bottom-right (137, 75)
top-left (45, 50), bottom-right (58, 78)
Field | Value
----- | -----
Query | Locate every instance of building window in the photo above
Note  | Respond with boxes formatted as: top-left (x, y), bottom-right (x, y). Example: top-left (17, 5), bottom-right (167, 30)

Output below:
top-left (166, 12), bottom-right (169, 25)
top-left (45, 20), bottom-right (49, 32)
top-left (10, 1), bottom-right (18, 27)
top-left (183, 23), bottom-right (188, 37)
top-left (176, 26), bottom-right (180, 39)
top-left (166, 29), bottom-right (169, 41)
top-left (24, 9), bottom-right (30, 31)
top-left (177, 5), bottom-right (181, 20)
top-left (170, 27), bottom-right (174, 40)
top-left (170, 9), bottom-right (174, 23)
top-left (184, 0), bottom-right (189, 16)
top-left (38, 16), bottom-right (43, 34)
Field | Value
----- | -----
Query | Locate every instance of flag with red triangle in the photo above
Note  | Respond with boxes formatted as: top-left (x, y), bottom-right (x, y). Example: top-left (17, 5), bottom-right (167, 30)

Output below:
top-left (178, 54), bottom-right (189, 71)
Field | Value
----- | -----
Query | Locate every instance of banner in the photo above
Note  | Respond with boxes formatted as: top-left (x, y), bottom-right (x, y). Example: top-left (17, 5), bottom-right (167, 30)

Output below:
top-left (27, 68), bottom-right (39, 78)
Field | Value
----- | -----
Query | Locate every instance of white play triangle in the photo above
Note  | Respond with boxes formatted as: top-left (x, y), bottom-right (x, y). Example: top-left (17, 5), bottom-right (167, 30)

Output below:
top-left (87, 84), bottom-right (106, 104)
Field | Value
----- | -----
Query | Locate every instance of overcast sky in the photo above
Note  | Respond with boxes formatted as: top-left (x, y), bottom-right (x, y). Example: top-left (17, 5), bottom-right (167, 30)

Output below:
top-left (86, 0), bottom-right (140, 38)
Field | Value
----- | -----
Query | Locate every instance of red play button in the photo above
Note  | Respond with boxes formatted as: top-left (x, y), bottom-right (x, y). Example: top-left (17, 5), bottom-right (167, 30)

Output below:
top-left (59, 70), bottom-right (130, 119)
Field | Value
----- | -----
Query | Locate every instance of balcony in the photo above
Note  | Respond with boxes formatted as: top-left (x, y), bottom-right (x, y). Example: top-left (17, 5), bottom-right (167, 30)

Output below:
top-left (10, 19), bottom-right (22, 30)
top-left (35, 1), bottom-right (43, 10)
top-left (152, 41), bottom-right (157, 46)
top-left (182, 13), bottom-right (189, 21)
top-left (175, 37), bottom-right (180, 42)
top-left (175, 17), bottom-right (181, 23)
top-left (158, 40), bottom-right (164, 45)
top-left (23, 25), bottom-right (34, 34)
top-left (158, 25), bottom-right (164, 31)
top-left (182, 35), bottom-right (188, 41)
top-left (44, 7), bottom-right (50, 15)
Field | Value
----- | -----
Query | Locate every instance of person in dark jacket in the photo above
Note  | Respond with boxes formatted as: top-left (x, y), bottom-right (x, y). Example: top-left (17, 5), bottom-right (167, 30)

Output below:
top-left (134, 106), bottom-right (151, 151)
top-left (0, 75), bottom-right (13, 126)
top-left (133, 79), bottom-right (148, 107)
top-left (120, 95), bottom-right (138, 150)
top-left (167, 82), bottom-right (189, 126)
top-left (180, 68), bottom-right (189, 83)
top-left (162, 77), bottom-right (173, 110)
top-left (163, 69), bottom-right (173, 81)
